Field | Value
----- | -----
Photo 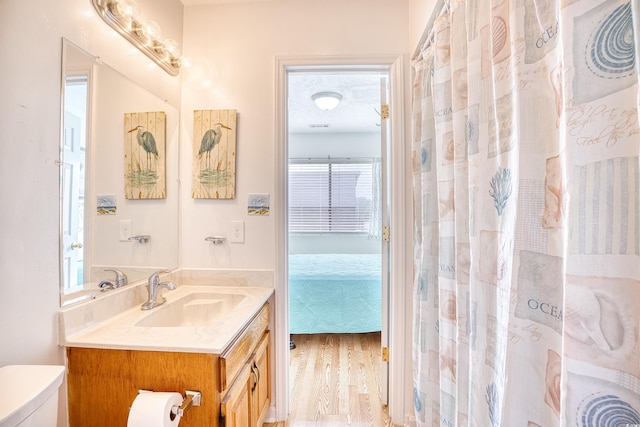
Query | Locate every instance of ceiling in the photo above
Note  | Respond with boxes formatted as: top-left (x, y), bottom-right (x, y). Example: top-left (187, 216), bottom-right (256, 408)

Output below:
top-left (288, 72), bottom-right (384, 134)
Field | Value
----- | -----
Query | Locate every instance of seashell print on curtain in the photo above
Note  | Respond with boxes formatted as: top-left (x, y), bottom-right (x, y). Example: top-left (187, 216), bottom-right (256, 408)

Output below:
top-left (410, 0), bottom-right (640, 425)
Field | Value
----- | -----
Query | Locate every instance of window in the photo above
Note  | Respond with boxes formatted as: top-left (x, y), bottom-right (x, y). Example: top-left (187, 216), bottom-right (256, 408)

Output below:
top-left (288, 159), bottom-right (375, 233)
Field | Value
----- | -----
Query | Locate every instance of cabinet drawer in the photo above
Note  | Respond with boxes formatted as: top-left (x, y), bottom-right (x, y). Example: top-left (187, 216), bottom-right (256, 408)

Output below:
top-left (220, 303), bottom-right (269, 392)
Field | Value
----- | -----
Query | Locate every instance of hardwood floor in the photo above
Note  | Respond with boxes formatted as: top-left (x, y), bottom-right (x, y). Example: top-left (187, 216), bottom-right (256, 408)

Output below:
top-left (265, 333), bottom-right (398, 427)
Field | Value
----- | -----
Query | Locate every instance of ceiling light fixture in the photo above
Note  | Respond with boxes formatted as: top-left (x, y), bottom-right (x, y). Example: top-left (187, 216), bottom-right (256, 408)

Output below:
top-left (91, 0), bottom-right (183, 76)
top-left (311, 91), bottom-right (342, 110)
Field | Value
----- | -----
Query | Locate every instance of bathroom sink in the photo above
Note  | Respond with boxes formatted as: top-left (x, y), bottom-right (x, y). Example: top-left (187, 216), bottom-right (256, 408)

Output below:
top-left (135, 292), bottom-right (246, 327)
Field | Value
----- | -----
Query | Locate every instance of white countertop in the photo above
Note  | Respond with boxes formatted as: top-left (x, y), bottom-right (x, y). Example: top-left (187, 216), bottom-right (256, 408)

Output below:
top-left (60, 285), bottom-right (274, 354)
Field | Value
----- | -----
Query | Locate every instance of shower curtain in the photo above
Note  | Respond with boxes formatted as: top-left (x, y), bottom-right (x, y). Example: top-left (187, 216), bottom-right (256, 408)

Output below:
top-left (411, 0), bottom-right (640, 425)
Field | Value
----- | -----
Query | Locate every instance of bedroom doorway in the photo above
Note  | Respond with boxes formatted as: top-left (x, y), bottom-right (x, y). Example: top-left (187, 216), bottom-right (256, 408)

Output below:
top-left (286, 67), bottom-right (391, 412)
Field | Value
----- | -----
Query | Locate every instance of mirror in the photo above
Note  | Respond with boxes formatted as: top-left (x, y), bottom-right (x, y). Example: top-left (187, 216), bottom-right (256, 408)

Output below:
top-left (60, 39), bottom-right (179, 306)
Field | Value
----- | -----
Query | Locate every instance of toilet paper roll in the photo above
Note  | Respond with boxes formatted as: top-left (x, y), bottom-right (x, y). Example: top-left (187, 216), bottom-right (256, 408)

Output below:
top-left (127, 391), bottom-right (183, 427)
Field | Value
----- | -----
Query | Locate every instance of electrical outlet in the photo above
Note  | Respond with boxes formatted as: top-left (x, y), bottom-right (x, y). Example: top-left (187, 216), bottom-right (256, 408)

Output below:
top-left (119, 220), bottom-right (132, 241)
top-left (230, 220), bottom-right (244, 243)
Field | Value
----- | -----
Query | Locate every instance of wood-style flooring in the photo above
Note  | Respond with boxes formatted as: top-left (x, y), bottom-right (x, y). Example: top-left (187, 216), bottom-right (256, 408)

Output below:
top-left (264, 333), bottom-right (399, 427)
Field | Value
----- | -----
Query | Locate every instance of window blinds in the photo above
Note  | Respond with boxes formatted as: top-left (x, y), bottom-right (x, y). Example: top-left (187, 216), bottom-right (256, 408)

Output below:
top-left (289, 160), bottom-right (374, 233)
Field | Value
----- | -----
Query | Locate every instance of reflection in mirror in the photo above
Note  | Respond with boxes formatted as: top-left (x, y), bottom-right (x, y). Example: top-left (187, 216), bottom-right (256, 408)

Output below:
top-left (61, 43), bottom-right (91, 296)
top-left (60, 39), bottom-right (179, 306)
top-left (63, 75), bottom-right (88, 289)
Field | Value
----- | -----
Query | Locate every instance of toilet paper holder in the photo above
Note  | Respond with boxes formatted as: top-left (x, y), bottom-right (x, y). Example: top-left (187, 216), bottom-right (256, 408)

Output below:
top-left (137, 389), bottom-right (202, 418)
top-left (172, 390), bottom-right (202, 417)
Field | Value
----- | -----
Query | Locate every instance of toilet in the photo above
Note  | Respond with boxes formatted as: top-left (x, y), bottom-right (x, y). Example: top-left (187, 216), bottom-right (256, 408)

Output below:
top-left (0, 365), bottom-right (65, 427)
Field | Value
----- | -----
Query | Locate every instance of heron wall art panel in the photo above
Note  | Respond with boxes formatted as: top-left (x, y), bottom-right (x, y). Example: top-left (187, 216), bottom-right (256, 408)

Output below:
top-left (124, 111), bottom-right (166, 199)
top-left (192, 109), bottom-right (237, 199)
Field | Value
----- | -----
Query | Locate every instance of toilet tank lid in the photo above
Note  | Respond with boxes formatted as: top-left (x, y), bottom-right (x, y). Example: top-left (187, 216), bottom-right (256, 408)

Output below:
top-left (0, 365), bottom-right (65, 427)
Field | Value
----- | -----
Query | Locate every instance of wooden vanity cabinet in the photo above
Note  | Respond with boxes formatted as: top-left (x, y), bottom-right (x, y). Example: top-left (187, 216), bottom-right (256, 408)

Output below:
top-left (66, 347), bottom-right (221, 426)
top-left (221, 331), bottom-right (270, 427)
top-left (66, 302), bottom-right (270, 427)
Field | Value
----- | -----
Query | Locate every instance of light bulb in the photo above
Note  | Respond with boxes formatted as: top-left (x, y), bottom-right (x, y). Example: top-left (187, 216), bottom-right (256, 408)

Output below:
top-left (109, 0), bottom-right (140, 22)
top-left (176, 56), bottom-right (192, 69)
top-left (163, 39), bottom-right (180, 57)
top-left (141, 20), bottom-right (162, 43)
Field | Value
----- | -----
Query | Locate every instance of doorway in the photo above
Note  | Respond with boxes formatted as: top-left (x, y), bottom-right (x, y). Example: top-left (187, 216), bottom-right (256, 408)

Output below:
top-left (288, 69), bottom-right (386, 325)
top-left (288, 67), bottom-right (389, 420)
top-left (274, 56), bottom-right (408, 424)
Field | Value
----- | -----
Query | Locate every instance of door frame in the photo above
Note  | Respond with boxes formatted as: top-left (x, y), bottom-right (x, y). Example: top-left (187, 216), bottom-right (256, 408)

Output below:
top-left (273, 54), bottom-right (410, 423)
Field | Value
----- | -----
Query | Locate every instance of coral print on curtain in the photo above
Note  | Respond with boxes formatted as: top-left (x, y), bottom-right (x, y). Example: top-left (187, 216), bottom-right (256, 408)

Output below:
top-left (411, 0), bottom-right (640, 426)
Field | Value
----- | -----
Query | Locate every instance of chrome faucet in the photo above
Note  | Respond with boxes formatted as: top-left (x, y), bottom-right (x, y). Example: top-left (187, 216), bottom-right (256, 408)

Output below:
top-left (104, 268), bottom-right (128, 288)
top-left (98, 268), bottom-right (127, 291)
top-left (141, 270), bottom-right (177, 310)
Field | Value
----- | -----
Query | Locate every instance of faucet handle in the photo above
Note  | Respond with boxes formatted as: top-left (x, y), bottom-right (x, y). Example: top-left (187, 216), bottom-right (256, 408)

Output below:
top-left (148, 270), bottom-right (170, 284)
top-left (105, 268), bottom-right (128, 288)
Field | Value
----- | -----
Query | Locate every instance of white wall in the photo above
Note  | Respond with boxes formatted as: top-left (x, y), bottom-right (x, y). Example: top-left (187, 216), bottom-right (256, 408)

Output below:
top-left (0, 0), bottom-right (182, 424)
top-left (179, 0), bottom-right (409, 270)
top-left (409, 0), bottom-right (439, 55)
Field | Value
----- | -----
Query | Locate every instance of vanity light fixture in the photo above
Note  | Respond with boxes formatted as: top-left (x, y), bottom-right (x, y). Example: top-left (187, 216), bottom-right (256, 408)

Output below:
top-left (311, 91), bottom-right (342, 110)
top-left (91, 0), bottom-right (183, 76)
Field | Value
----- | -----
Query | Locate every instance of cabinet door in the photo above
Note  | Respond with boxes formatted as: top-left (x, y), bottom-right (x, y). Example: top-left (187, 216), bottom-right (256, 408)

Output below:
top-left (221, 363), bottom-right (252, 427)
top-left (251, 331), bottom-right (270, 427)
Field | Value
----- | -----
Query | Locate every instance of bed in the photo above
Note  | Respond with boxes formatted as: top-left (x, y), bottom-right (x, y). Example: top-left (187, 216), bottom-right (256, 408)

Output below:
top-left (289, 253), bottom-right (382, 334)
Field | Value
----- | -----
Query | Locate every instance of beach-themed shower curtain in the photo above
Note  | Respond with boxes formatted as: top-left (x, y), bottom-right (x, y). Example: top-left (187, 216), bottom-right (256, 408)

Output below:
top-left (411, 0), bottom-right (640, 425)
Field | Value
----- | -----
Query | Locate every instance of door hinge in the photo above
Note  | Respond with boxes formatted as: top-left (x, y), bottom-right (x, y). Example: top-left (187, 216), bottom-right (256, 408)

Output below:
top-left (382, 225), bottom-right (390, 242)
top-left (382, 346), bottom-right (389, 362)
top-left (381, 104), bottom-right (389, 119)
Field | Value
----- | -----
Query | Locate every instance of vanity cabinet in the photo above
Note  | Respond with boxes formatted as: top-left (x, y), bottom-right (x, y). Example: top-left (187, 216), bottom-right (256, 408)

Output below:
top-left (221, 331), bottom-right (270, 427)
top-left (65, 302), bottom-right (270, 427)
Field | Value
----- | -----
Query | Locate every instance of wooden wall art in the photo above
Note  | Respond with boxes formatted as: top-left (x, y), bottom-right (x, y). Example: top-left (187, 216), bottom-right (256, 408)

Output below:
top-left (124, 111), bottom-right (166, 199)
top-left (192, 109), bottom-right (237, 199)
